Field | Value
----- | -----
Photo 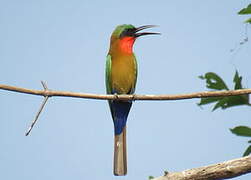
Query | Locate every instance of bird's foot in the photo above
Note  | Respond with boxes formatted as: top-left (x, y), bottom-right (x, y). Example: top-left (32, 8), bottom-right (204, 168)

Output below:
top-left (131, 94), bottom-right (136, 102)
top-left (114, 93), bottom-right (119, 100)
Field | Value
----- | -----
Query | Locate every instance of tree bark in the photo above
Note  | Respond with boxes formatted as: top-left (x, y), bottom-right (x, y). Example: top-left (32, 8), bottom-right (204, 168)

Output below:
top-left (153, 156), bottom-right (251, 180)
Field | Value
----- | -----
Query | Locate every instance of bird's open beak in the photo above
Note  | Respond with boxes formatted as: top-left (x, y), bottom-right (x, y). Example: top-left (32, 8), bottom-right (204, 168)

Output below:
top-left (134, 25), bottom-right (160, 37)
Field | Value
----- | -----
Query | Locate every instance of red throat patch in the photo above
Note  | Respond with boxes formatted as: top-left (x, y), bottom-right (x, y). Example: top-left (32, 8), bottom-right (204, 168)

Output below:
top-left (119, 37), bottom-right (135, 54)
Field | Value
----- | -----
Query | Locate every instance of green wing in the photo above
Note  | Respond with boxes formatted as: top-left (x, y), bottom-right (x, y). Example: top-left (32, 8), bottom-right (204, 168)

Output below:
top-left (131, 53), bottom-right (138, 94)
top-left (105, 54), bottom-right (112, 94)
top-left (106, 54), bottom-right (115, 120)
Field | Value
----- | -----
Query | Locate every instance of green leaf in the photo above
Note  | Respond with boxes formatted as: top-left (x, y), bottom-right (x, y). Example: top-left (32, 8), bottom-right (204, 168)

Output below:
top-left (198, 97), bottom-right (222, 106)
top-left (199, 96), bottom-right (249, 111)
top-left (199, 72), bottom-right (229, 90)
top-left (213, 95), bottom-right (249, 110)
top-left (243, 145), bottom-right (251, 156)
top-left (238, 4), bottom-right (251, 15)
top-left (233, 71), bottom-right (243, 89)
top-left (149, 176), bottom-right (154, 180)
top-left (198, 71), bottom-right (249, 110)
top-left (245, 18), bottom-right (251, 24)
top-left (229, 95), bottom-right (249, 107)
top-left (230, 126), bottom-right (251, 137)
top-left (212, 97), bottom-right (228, 111)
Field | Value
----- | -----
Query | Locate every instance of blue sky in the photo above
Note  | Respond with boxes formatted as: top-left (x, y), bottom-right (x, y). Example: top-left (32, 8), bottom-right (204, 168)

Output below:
top-left (0, 0), bottom-right (251, 179)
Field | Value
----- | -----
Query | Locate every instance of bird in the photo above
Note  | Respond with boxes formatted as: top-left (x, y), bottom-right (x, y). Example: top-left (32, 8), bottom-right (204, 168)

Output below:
top-left (105, 24), bottom-right (159, 176)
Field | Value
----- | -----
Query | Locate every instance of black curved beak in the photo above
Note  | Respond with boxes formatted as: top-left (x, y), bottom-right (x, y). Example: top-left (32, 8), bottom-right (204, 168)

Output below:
top-left (134, 25), bottom-right (160, 37)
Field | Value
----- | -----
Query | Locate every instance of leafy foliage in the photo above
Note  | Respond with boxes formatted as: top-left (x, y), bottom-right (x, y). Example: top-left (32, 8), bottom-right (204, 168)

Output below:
top-left (198, 71), bottom-right (249, 111)
top-left (230, 126), bottom-right (251, 156)
top-left (238, 4), bottom-right (251, 24)
top-left (198, 73), bottom-right (229, 90)
top-left (199, 71), bottom-right (251, 156)
top-left (238, 4), bottom-right (251, 15)
top-left (230, 126), bottom-right (251, 137)
top-left (243, 145), bottom-right (251, 156)
top-left (198, 2), bottom-right (251, 159)
top-left (245, 18), bottom-right (251, 24)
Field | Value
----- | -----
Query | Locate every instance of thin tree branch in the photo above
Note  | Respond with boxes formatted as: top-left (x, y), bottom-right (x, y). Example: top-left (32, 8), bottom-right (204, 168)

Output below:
top-left (25, 81), bottom-right (50, 136)
top-left (0, 84), bottom-right (251, 101)
top-left (152, 156), bottom-right (251, 180)
top-left (25, 96), bottom-right (49, 136)
top-left (1, 83), bottom-right (251, 179)
top-left (41, 81), bottom-right (48, 90)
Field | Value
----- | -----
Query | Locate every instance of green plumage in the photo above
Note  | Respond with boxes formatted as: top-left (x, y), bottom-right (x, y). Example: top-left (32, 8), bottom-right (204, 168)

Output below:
top-left (106, 24), bottom-right (138, 176)
top-left (105, 54), bottom-right (112, 94)
top-left (106, 24), bottom-right (159, 176)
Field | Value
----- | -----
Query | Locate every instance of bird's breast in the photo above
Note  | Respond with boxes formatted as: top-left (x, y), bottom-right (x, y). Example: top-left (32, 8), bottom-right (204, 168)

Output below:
top-left (111, 55), bottom-right (137, 94)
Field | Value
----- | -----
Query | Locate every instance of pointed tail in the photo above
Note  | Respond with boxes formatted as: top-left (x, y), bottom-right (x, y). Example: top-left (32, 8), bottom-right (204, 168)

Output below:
top-left (114, 126), bottom-right (127, 176)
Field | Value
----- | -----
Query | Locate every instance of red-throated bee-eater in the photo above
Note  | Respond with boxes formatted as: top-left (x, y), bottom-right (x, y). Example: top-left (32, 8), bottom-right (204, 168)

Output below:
top-left (105, 24), bottom-right (159, 176)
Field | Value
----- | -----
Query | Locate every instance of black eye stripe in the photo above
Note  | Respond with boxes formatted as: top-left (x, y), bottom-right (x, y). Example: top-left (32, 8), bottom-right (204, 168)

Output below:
top-left (120, 28), bottom-right (136, 38)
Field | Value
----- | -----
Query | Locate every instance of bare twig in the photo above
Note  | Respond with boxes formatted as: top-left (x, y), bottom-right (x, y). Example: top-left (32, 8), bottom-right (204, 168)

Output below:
top-left (41, 81), bottom-right (48, 90)
top-left (0, 84), bottom-right (251, 101)
top-left (153, 156), bottom-right (251, 180)
top-left (25, 81), bottom-right (50, 136)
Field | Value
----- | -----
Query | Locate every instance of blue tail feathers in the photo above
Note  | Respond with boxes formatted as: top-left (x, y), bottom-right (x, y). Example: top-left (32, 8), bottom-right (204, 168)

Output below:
top-left (110, 101), bottom-right (132, 135)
